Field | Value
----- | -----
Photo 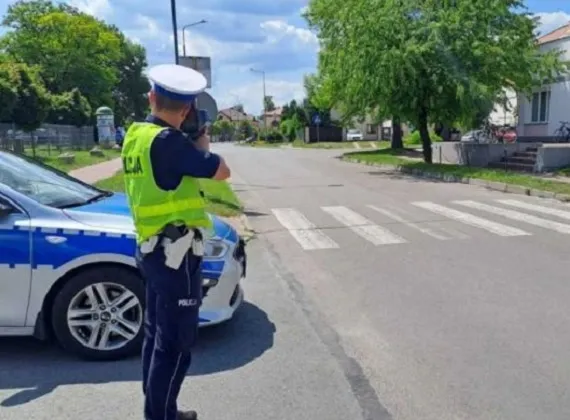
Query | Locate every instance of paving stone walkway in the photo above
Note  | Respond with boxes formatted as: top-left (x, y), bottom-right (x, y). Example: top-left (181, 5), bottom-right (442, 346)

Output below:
top-left (69, 158), bottom-right (122, 184)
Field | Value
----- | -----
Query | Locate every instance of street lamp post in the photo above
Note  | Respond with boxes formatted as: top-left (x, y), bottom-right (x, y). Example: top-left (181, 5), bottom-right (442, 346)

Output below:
top-left (182, 19), bottom-right (207, 58)
top-left (250, 68), bottom-right (266, 137)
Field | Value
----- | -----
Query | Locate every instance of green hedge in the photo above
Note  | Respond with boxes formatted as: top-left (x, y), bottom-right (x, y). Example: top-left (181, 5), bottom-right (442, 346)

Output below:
top-left (258, 128), bottom-right (285, 143)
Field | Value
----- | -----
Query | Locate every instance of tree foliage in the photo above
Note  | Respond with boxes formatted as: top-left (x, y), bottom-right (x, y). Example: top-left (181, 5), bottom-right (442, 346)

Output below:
top-left (264, 95), bottom-right (276, 112)
top-left (238, 119), bottom-right (253, 139)
top-left (2, 2), bottom-right (121, 106)
top-left (0, 0), bottom-right (149, 131)
top-left (48, 88), bottom-right (92, 127)
top-left (305, 0), bottom-right (566, 162)
top-left (279, 77), bottom-right (335, 132)
top-left (110, 29), bottom-right (150, 125)
top-left (0, 62), bottom-right (49, 131)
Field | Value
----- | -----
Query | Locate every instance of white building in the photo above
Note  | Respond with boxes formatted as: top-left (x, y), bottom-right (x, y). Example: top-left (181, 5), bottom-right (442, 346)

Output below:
top-left (516, 22), bottom-right (570, 139)
top-left (489, 88), bottom-right (518, 126)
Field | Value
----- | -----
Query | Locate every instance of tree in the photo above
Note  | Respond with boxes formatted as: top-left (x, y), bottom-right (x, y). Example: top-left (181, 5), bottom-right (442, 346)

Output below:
top-left (0, 62), bottom-right (50, 154)
top-left (2, 63), bottom-right (50, 130)
top-left (306, 0), bottom-right (565, 163)
top-left (303, 73), bottom-right (333, 127)
top-left (2, 0), bottom-right (122, 108)
top-left (264, 95), bottom-right (276, 112)
top-left (212, 119), bottom-right (234, 142)
top-left (280, 114), bottom-right (302, 142)
top-left (110, 30), bottom-right (149, 125)
top-left (281, 99), bottom-right (309, 126)
top-left (238, 119), bottom-right (253, 139)
top-left (48, 88), bottom-right (92, 127)
top-left (0, 67), bottom-right (18, 122)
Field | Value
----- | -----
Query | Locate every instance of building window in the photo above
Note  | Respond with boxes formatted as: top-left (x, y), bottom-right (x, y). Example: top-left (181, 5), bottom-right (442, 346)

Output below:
top-left (366, 124), bottom-right (377, 134)
top-left (530, 90), bottom-right (550, 123)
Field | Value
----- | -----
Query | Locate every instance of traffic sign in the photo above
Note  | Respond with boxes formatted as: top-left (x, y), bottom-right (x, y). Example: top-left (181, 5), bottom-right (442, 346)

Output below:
top-left (179, 56), bottom-right (212, 88)
top-left (312, 114), bottom-right (321, 125)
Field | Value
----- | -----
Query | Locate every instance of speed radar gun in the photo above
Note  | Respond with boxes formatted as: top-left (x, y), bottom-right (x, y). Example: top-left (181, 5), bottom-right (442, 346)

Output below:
top-left (180, 107), bottom-right (211, 204)
top-left (180, 105), bottom-right (211, 141)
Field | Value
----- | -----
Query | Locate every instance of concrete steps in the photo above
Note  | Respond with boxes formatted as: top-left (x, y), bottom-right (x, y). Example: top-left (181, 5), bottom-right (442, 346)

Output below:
top-left (489, 147), bottom-right (537, 172)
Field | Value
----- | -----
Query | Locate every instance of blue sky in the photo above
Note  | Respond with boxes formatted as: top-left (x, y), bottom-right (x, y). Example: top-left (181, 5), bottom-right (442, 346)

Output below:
top-left (0, 0), bottom-right (569, 114)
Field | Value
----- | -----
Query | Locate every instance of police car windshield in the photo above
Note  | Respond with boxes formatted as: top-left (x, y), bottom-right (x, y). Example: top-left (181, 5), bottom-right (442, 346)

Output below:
top-left (0, 150), bottom-right (103, 208)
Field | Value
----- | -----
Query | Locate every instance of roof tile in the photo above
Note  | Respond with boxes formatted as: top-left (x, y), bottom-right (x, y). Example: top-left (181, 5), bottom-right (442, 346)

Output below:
top-left (538, 21), bottom-right (570, 45)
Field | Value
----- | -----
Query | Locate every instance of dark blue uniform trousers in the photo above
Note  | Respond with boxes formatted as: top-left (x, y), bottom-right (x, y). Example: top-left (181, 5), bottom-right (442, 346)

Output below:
top-left (136, 246), bottom-right (203, 420)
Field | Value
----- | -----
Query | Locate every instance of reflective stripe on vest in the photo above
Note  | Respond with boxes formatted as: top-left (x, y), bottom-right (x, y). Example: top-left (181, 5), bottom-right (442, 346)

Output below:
top-left (121, 122), bottom-right (212, 244)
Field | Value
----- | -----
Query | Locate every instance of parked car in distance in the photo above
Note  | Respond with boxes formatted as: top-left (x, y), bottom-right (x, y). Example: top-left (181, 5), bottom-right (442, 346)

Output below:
top-left (0, 150), bottom-right (246, 361)
top-left (346, 129), bottom-right (363, 141)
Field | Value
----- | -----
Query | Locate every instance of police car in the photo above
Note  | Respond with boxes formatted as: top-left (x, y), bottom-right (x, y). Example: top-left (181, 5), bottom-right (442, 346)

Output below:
top-left (0, 149), bottom-right (246, 360)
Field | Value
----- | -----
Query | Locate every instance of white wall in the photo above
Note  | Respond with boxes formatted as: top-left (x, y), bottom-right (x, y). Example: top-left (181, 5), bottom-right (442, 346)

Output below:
top-left (517, 37), bottom-right (570, 137)
top-left (548, 80), bottom-right (570, 134)
top-left (489, 88), bottom-right (517, 126)
top-left (517, 82), bottom-right (570, 137)
top-left (539, 37), bottom-right (570, 61)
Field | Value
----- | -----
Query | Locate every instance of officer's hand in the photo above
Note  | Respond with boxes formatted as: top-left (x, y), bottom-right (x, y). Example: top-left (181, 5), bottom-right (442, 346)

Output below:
top-left (196, 133), bottom-right (210, 152)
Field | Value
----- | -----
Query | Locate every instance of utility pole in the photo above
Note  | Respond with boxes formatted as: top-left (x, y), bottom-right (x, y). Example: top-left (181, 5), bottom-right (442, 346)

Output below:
top-left (250, 68), bottom-right (267, 138)
top-left (170, 0), bottom-right (179, 64)
top-left (231, 94), bottom-right (241, 141)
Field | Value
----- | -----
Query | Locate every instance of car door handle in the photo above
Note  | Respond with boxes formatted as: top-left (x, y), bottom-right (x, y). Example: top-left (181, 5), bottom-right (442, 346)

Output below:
top-left (45, 235), bottom-right (67, 244)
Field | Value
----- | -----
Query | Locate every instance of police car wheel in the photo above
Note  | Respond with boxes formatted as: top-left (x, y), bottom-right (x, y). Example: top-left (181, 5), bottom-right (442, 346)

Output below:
top-left (51, 266), bottom-right (145, 361)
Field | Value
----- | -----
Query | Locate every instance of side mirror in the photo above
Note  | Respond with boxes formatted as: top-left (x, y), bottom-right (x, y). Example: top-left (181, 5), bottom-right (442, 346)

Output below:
top-left (0, 201), bottom-right (14, 216)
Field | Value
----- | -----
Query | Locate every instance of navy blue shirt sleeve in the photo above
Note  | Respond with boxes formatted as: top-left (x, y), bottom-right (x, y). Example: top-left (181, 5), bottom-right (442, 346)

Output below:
top-left (149, 128), bottom-right (221, 191)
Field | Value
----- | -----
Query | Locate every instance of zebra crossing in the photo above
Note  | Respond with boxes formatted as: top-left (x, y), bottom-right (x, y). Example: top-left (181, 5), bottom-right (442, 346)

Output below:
top-left (270, 198), bottom-right (570, 250)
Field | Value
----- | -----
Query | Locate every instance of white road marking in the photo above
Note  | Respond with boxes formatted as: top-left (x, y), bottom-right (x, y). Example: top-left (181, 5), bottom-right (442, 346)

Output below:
top-left (454, 200), bottom-right (570, 234)
top-left (393, 204), bottom-right (470, 239)
top-left (496, 199), bottom-right (570, 221)
top-left (412, 201), bottom-right (530, 236)
top-left (354, 142), bottom-right (361, 149)
top-left (369, 142), bottom-right (376, 148)
top-left (321, 206), bottom-right (406, 245)
top-left (271, 208), bottom-right (339, 250)
top-left (367, 205), bottom-right (449, 240)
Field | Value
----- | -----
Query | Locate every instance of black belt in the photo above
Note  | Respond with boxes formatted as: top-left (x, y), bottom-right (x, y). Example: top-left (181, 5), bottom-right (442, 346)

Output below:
top-left (160, 223), bottom-right (203, 242)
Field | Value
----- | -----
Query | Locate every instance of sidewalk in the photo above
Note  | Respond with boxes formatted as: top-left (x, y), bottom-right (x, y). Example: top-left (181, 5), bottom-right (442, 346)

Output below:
top-left (69, 158), bottom-right (121, 184)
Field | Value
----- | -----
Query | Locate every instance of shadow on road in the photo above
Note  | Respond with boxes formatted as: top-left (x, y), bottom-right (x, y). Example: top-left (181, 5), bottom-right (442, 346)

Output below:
top-left (0, 301), bottom-right (275, 407)
top-left (366, 170), bottom-right (447, 183)
top-left (232, 183), bottom-right (345, 193)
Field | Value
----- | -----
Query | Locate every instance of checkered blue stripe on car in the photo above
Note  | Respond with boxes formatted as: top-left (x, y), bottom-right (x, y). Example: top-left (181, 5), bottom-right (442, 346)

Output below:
top-left (0, 224), bottom-right (225, 277)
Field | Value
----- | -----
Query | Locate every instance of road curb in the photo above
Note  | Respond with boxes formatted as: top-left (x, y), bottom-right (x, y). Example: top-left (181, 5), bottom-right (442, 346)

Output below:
top-left (344, 157), bottom-right (570, 203)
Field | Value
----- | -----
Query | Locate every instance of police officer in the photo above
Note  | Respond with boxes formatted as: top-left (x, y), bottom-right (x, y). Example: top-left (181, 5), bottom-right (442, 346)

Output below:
top-left (121, 63), bottom-right (231, 420)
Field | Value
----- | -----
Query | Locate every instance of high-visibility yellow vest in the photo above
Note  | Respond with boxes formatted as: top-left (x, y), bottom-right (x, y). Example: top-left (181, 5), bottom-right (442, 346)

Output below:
top-left (121, 122), bottom-right (212, 244)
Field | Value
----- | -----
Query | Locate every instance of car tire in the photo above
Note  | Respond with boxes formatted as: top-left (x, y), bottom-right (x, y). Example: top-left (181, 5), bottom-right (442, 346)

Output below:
top-left (51, 265), bottom-right (145, 361)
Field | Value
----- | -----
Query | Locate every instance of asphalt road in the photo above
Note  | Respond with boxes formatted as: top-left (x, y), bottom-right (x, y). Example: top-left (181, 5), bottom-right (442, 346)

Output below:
top-left (3, 142), bottom-right (570, 420)
top-left (221, 143), bottom-right (570, 420)
top-left (0, 232), bottom-right (363, 419)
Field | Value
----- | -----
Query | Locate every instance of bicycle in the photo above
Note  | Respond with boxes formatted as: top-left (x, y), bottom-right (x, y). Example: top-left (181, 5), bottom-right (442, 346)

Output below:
top-left (471, 120), bottom-right (497, 143)
top-left (495, 124), bottom-right (518, 143)
top-left (554, 121), bottom-right (570, 143)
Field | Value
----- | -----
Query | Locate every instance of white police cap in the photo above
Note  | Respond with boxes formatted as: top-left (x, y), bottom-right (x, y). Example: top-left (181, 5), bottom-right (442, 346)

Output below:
top-left (147, 64), bottom-right (207, 102)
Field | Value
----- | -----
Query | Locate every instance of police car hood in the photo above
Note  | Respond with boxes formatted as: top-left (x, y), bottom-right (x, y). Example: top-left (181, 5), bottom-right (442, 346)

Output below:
top-left (62, 192), bottom-right (237, 242)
